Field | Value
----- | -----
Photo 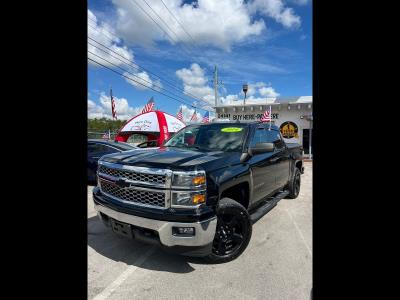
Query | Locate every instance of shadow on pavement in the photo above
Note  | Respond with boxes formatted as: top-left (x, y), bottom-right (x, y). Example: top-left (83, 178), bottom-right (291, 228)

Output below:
top-left (88, 215), bottom-right (209, 274)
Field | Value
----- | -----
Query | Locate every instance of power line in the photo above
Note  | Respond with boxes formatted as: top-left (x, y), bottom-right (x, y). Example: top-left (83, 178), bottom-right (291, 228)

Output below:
top-left (159, 0), bottom-right (198, 47)
top-left (128, 0), bottom-right (193, 59)
top-left (88, 49), bottom-right (211, 109)
top-left (87, 25), bottom-right (183, 87)
top-left (88, 10), bottom-right (221, 103)
top-left (89, 57), bottom-right (213, 113)
top-left (88, 37), bottom-right (211, 107)
top-left (88, 9), bottom-right (218, 111)
top-left (88, 56), bottom-right (213, 113)
top-left (88, 18), bottom-right (119, 42)
top-left (140, 0), bottom-right (195, 54)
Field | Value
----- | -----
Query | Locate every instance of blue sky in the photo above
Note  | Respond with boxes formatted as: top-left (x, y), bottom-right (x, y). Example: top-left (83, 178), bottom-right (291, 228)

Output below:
top-left (88, 0), bottom-right (312, 121)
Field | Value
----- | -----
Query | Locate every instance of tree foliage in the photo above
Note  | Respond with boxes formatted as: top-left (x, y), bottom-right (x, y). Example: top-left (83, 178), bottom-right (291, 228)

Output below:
top-left (88, 118), bottom-right (126, 132)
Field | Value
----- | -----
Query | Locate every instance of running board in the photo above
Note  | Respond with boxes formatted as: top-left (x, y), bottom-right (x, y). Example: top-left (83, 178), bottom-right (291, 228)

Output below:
top-left (250, 190), bottom-right (289, 224)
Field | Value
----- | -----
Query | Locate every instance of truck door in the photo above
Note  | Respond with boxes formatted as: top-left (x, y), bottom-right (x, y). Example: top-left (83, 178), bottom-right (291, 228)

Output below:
top-left (272, 132), bottom-right (291, 188)
top-left (248, 125), bottom-right (277, 204)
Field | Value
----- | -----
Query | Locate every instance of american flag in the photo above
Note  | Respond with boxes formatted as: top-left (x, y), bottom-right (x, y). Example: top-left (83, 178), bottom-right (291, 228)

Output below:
top-left (190, 110), bottom-right (198, 122)
top-left (110, 88), bottom-right (117, 120)
top-left (261, 106), bottom-right (272, 122)
top-left (142, 97), bottom-right (155, 114)
top-left (102, 129), bottom-right (110, 140)
top-left (176, 106), bottom-right (183, 121)
top-left (202, 111), bottom-right (209, 123)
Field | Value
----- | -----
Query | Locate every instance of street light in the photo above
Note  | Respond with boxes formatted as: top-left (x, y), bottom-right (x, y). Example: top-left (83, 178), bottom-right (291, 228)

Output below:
top-left (242, 84), bottom-right (248, 105)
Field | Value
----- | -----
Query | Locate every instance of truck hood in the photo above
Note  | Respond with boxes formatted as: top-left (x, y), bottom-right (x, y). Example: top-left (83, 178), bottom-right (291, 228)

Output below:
top-left (101, 146), bottom-right (241, 171)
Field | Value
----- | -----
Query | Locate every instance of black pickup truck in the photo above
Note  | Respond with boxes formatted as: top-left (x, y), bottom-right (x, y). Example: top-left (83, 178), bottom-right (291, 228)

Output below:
top-left (93, 121), bottom-right (304, 263)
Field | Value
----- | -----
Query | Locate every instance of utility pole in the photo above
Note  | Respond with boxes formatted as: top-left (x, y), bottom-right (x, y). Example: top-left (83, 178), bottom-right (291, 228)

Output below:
top-left (214, 66), bottom-right (218, 108)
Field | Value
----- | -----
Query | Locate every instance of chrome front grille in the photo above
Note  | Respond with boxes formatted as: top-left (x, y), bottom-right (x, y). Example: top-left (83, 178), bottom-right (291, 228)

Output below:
top-left (98, 165), bottom-right (166, 185)
top-left (99, 180), bottom-right (166, 208)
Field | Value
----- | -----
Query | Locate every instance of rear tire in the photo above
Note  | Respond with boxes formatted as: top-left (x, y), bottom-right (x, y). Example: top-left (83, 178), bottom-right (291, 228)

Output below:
top-left (205, 198), bottom-right (252, 263)
top-left (287, 168), bottom-right (301, 199)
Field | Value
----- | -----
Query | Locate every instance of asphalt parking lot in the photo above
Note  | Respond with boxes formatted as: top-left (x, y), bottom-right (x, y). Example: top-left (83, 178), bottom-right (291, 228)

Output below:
top-left (88, 162), bottom-right (312, 300)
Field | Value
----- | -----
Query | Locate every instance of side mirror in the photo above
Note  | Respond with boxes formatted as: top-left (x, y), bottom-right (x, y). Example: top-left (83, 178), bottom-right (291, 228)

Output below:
top-left (249, 142), bottom-right (275, 155)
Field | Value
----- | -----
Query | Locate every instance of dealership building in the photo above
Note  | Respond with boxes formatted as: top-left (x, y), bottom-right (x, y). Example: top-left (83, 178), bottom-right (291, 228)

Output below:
top-left (215, 96), bottom-right (313, 157)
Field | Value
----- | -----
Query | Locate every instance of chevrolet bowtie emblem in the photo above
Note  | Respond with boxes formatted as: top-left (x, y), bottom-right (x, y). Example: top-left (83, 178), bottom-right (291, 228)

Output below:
top-left (115, 178), bottom-right (130, 188)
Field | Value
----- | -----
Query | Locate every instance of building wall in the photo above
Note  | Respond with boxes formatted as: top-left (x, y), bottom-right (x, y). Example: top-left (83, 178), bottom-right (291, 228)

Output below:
top-left (216, 103), bottom-right (312, 146)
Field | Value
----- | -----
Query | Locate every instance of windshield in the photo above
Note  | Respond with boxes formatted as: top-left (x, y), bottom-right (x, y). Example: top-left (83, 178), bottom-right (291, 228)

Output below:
top-left (164, 124), bottom-right (247, 152)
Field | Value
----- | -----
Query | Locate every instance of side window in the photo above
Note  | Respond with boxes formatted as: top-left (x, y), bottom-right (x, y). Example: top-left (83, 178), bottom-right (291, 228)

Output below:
top-left (250, 128), bottom-right (284, 149)
top-left (250, 127), bottom-right (269, 147)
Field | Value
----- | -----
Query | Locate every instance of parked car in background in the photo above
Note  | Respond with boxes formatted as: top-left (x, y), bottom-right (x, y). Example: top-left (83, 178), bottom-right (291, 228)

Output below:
top-left (87, 139), bottom-right (137, 184)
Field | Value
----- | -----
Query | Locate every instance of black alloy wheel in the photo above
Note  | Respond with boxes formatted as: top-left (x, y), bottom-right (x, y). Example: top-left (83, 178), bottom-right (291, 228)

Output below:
top-left (206, 198), bottom-right (252, 263)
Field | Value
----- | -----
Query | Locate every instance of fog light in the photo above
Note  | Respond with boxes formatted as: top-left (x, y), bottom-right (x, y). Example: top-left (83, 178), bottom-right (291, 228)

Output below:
top-left (172, 227), bottom-right (195, 236)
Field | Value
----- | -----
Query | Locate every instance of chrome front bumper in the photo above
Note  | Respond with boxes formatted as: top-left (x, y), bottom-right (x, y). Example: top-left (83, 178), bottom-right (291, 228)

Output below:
top-left (94, 202), bottom-right (217, 247)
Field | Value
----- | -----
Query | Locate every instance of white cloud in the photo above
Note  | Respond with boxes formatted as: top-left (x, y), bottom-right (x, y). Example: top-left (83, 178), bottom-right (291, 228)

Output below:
top-left (88, 9), bottom-right (159, 92)
top-left (88, 9), bottom-right (134, 67)
top-left (112, 0), bottom-right (300, 51)
top-left (175, 63), bottom-right (280, 109)
top-left (244, 82), bottom-right (268, 97)
top-left (176, 63), bottom-right (214, 107)
top-left (220, 81), bottom-right (280, 105)
top-left (88, 92), bottom-right (142, 120)
top-left (248, 0), bottom-right (301, 28)
top-left (122, 71), bottom-right (163, 91)
top-left (259, 86), bottom-right (280, 97)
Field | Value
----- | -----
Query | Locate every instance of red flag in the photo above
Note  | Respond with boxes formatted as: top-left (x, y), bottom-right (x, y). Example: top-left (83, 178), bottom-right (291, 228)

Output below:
top-left (110, 88), bottom-right (117, 120)
top-left (261, 106), bottom-right (272, 122)
top-left (176, 106), bottom-right (183, 121)
top-left (190, 110), bottom-right (198, 122)
top-left (142, 97), bottom-right (155, 114)
top-left (202, 111), bottom-right (209, 123)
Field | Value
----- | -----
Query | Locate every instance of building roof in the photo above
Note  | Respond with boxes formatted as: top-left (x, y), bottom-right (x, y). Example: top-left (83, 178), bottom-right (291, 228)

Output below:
top-left (216, 96), bottom-right (312, 108)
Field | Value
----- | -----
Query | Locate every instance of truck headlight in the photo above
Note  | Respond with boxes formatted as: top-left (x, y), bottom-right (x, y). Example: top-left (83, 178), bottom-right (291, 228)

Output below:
top-left (171, 191), bottom-right (206, 207)
top-left (172, 170), bottom-right (206, 188)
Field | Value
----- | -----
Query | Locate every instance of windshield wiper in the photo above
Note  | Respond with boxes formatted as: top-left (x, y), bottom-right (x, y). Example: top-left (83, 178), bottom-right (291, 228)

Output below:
top-left (186, 145), bottom-right (211, 151)
top-left (166, 145), bottom-right (186, 148)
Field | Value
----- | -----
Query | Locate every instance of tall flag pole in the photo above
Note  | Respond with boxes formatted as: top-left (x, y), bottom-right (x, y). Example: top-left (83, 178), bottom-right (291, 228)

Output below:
top-left (269, 105), bottom-right (272, 130)
top-left (110, 87), bottom-right (117, 120)
top-left (202, 111), bottom-right (210, 123)
top-left (176, 106), bottom-right (183, 121)
top-left (142, 97), bottom-right (155, 114)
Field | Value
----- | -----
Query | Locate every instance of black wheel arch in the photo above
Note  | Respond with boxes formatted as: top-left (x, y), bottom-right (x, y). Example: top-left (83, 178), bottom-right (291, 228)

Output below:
top-left (219, 181), bottom-right (250, 210)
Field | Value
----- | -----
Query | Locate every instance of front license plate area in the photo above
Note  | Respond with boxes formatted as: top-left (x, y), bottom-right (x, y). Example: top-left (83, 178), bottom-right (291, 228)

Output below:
top-left (110, 219), bottom-right (133, 238)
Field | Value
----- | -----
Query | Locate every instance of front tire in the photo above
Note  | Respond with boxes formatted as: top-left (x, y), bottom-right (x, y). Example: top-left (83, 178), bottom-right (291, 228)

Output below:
top-left (205, 198), bottom-right (252, 263)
